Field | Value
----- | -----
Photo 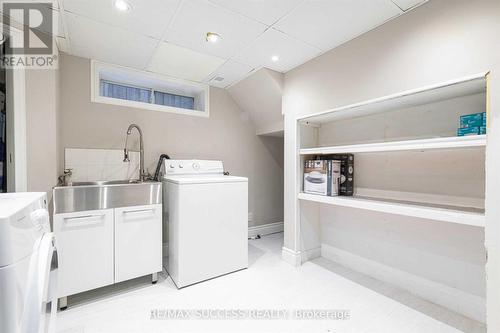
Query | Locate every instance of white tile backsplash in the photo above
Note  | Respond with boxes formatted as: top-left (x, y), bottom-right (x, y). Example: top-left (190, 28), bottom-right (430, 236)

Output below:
top-left (65, 148), bottom-right (140, 182)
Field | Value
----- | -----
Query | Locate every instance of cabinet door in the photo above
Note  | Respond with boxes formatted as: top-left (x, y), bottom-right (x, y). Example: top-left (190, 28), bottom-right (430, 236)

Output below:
top-left (53, 209), bottom-right (114, 297)
top-left (114, 204), bottom-right (162, 283)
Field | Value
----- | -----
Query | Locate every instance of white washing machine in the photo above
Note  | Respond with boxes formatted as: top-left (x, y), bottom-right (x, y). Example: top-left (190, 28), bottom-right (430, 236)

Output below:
top-left (0, 192), bottom-right (58, 333)
top-left (162, 160), bottom-right (248, 288)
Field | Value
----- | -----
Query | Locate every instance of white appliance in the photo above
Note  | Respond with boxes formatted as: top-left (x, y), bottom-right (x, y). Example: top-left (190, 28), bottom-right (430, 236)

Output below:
top-left (162, 160), bottom-right (248, 288)
top-left (0, 192), bottom-right (57, 333)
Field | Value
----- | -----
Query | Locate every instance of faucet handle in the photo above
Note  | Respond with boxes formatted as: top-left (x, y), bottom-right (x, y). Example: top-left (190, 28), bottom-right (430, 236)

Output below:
top-left (142, 169), bottom-right (154, 181)
top-left (59, 168), bottom-right (73, 186)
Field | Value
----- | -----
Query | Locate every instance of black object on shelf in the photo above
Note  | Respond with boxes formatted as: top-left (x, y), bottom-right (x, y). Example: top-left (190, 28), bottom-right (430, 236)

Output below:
top-left (321, 154), bottom-right (354, 196)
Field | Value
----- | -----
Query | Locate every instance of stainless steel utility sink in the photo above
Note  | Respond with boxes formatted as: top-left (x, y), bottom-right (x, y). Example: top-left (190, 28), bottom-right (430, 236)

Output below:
top-left (53, 180), bottom-right (161, 214)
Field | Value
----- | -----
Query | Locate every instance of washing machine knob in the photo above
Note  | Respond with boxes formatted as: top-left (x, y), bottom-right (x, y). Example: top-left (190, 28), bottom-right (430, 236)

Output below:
top-left (192, 162), bottom-right (200, 171)
top-left (169, 164), bottom-right (175, 169)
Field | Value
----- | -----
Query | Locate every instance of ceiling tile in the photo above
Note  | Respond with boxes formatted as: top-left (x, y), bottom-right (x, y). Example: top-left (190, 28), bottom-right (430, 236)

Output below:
top-left (233, 28), bottom-right (321, 73)
top-left (391, 0), bottom-right (427, 11)
top-left (147, 42), bottom-right (226, 82)
top-left (273, 0), bottom-right (402, 51)
top-left (164, 0), bottom-right (267, 59)
top-left (207, 0), bottom-right (303, 26)
top-left (63, 0), bottom-right (181, 39)
top-left (205, 60), bottom-right (255, 88)
top-left (65, 12), bottom-right (158, 69)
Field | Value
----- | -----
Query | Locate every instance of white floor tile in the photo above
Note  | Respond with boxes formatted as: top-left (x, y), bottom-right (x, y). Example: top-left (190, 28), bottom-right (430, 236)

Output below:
top-left (56, 233), bottom-right (485, 333)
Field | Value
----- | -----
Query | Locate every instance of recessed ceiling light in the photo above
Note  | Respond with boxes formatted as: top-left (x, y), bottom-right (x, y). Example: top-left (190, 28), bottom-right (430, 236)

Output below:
top-left (271, 55), bottom-right (279, 62)
top-left (114, 0), bottom-right (131, 12)
top-left (206, 32), bottom-right (221, 43)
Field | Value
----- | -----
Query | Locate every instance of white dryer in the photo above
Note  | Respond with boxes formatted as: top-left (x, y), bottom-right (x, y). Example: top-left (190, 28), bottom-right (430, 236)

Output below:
top-left (162, 160), bottom-right (248, 288)
top-left (0, 192), bottom-right (58, 333)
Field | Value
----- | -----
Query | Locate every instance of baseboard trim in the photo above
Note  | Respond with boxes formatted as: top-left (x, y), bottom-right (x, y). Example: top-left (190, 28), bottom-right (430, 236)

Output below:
top-left (321, 244), bottom-right (486, 323)
top-left (248, 221), bottom-right (283, 238)
top-left (302, 247), bottom-right (321, 262)
top-left (282, 247), bottom-right (302, 267)
top-left (281, 246), bottom-right (320, 266)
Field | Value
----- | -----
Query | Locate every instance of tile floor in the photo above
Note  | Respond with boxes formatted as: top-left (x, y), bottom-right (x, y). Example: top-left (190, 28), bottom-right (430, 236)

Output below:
top-left (57, 233), bottom-right (485, 333)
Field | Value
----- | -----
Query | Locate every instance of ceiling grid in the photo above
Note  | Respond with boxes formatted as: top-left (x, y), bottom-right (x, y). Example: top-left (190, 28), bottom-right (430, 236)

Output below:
top-left (50, 0), bottom-right (427, 88)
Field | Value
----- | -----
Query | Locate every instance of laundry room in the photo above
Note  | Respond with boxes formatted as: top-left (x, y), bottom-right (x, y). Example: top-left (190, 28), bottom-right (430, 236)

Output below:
top-left (1, 0), bottom-right (499, 332)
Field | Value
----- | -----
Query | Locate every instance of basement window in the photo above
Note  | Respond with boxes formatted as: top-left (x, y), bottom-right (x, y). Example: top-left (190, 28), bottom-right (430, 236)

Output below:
top-left (153, 90), bottom-right (195, 109)
top-left (100, 81), bottom-right (152, 103)
top-left (91, 60), bottom-right (209, 117)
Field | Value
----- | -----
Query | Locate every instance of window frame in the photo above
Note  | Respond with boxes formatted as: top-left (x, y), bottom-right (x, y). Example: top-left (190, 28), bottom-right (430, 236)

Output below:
top-left (91, 60), bottom-right (209, 118)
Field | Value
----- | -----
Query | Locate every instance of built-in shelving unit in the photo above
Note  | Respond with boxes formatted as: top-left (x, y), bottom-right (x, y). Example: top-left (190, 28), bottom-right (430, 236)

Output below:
top-left (298, 192), bottom-right (485, 227)
top-left (290, 72), bottom-right (489, 323)
top-left (297, 73), bottom-right (487, 226)
top-left (299, 135), bottom-right (486, 155)
top-left (298, 74), bottom-right (486, 125)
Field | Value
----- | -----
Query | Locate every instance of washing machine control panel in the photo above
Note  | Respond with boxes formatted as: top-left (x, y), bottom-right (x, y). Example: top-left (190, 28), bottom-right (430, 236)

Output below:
top-left (164, 160), bottom-right (224, 175)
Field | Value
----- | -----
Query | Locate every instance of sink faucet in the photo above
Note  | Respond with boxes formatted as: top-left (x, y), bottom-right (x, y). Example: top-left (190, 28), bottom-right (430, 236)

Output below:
top-left (58, 168), bottom-right (73, 186)
top-left (123, 124), bottom-right (145, 181)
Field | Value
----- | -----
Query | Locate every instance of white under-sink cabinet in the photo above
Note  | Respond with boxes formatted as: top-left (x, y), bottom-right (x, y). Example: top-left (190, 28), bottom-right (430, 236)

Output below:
top-left (54, 204), bottom-right (162, 307)
top-left (53, 209), bottom-right (115, 298)
top-left (114, 204), bottom-right (162, 283)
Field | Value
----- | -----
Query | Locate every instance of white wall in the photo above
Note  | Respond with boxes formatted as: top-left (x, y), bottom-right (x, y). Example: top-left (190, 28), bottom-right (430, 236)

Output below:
top-left (58, 54), bottom-right (283, 228)
top-left (283, 0), bottom-right (500, 328)
top-left (228, 68), bottom-right (284, 135)
top-left (25, 66), bottom-right (59, 201)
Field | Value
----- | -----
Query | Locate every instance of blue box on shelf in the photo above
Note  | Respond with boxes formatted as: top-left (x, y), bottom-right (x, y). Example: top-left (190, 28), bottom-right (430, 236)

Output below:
top-left (482, 112), bottom-right (487, 126)
top-left (460, 113), bottom-right (483, 128)
top-left (457, 127), bottom-right (480, 136)
top-left (480, 126), bottom-right (487, 135)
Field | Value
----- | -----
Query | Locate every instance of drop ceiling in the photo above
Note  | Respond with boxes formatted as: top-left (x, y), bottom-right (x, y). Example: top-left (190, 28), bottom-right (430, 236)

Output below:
top-left (53, 0), bottom-right (428, 88)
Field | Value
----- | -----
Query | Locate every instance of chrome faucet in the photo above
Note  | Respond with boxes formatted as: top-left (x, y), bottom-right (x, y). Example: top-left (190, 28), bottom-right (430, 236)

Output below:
top-left (123, 124), bottom-right (145, 181)
top-left (58, 168), bottom-right (73, 186)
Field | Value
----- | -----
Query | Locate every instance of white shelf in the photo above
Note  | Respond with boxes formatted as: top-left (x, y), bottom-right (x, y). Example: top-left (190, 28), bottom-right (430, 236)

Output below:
top-left (300, 135), bottom-right (486, 155)
top-left (298, 73), bottom-right (487, 124)
top-left (298, 193), bottom-right (485, 227)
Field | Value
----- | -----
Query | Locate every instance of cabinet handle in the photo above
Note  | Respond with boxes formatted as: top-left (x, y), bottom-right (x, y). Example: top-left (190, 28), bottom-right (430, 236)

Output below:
top-left (123, 208), bottom-right (155, 215)
top-left (63, 214), bottom-right (105, 222)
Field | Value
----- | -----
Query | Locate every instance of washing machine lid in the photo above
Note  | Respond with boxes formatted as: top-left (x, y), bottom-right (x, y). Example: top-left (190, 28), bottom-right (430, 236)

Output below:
top-left (165, 174), bottom-right (248, 185)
